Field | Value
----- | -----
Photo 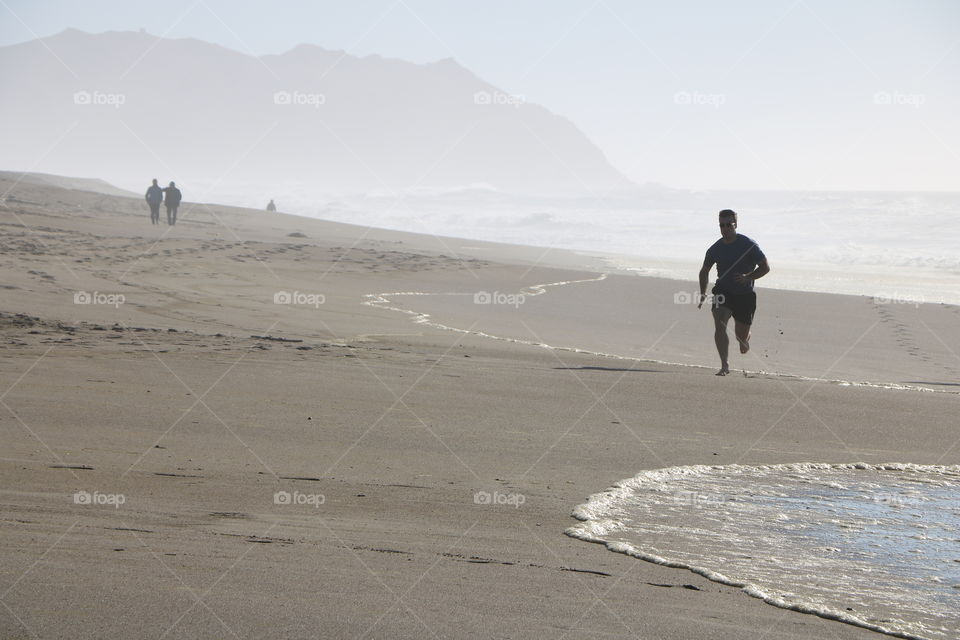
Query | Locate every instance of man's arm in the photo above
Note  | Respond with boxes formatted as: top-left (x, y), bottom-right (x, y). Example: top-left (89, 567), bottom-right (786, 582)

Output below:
top-left (697, 255), bottom-right (713, 309)
top-left (736, 258), bottom-right (770, 283)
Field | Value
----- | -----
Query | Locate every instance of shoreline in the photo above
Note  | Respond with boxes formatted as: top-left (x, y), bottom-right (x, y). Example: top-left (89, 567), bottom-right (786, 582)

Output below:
top-left (564, 462), bottom-right (960, 640)
top-left (365, 277), bottom-right (958, 395)
top-left (566, 462), bottom-right (960, 640)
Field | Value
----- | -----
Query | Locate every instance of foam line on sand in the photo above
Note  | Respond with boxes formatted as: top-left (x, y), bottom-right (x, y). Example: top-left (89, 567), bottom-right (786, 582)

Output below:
top-left (363, 274), bottom-right (955, 395)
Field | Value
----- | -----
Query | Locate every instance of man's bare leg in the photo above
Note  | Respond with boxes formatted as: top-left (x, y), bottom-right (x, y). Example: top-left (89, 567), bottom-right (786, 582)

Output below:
top-left (712, 306), bottom-right (732, 375)
top-left (735, 320), bottom-right (751, 354)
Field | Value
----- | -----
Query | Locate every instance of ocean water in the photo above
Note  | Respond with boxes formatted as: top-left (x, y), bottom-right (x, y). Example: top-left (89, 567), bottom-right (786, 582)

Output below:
top-left (193, 183), bottom-right (960, 305)
top-left (567, 463), bottom-right (960, 640)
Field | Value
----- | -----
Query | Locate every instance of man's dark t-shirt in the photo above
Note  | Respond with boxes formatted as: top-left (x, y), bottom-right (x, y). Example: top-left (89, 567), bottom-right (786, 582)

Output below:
top-left (163, 187), bottom-right (182, 207)
top-left (705, 234), bottom-right (766, 295)
top-left (145, 185), bottom-right (163, 204)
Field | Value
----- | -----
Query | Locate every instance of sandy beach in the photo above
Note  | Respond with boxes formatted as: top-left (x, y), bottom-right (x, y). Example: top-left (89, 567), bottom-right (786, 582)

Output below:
top-left (1, 175), bottom-right (958, 639)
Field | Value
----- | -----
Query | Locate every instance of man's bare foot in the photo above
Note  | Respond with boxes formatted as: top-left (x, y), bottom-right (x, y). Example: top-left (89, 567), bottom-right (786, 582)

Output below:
top-left (738, 336), bottom-right (750, 354)
top-left (716, 366), bottom-right (730, 376)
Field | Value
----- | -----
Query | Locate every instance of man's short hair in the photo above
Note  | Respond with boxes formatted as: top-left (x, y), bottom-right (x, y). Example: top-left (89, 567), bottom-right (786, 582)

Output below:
top-left (718, 209), bottom-right (737, 222)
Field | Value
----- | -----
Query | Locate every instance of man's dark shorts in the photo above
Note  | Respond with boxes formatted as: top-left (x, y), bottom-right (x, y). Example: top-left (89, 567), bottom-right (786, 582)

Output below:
top-left (712, 285), bottom-right (756, 325)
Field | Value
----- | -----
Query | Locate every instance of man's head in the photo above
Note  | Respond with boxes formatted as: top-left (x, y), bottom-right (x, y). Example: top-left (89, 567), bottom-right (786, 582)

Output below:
top-left (169, 181), bottom-right (176, 187)
top-left (718, 209), bottom-right (737, 238)
top-left (152, 179), bottom-right (158, 186)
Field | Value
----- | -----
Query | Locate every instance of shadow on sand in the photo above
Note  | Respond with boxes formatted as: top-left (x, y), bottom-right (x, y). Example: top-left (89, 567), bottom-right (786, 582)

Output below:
top-left (552, 366), bottom-right (667, 373)
top-left (905, 380), bottom-right (960, 387)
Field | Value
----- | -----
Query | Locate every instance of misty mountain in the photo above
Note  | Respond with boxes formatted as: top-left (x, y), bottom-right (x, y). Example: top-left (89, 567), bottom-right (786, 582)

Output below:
top-left (0, 29), bottom-right (634, 196)
top-left (0, 171), bottom-right (135, 197)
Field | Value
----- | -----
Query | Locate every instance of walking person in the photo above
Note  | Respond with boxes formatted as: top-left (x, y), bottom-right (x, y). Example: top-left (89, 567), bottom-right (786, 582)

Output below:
top-left (145, 178), bottom-right (163, 225)
top-left (698, 209), bottom-right (770, 376)
top-left (266, 199), bottom-right (277, 212)
top-left (162, 181), bottom-right (182, 226)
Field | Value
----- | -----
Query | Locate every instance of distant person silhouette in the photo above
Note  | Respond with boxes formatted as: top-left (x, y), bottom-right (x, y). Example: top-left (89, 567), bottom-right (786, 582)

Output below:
top-left (266, 199), bottom-right (277, 212)
top-left (145, 178), bottom-right (163, 225)
top-left (162, 181), bottom-right (182, 225)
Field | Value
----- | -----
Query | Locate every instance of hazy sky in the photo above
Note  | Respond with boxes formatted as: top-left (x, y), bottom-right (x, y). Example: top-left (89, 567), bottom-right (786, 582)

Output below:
top-left (2, 0), bottom-right (958, 191)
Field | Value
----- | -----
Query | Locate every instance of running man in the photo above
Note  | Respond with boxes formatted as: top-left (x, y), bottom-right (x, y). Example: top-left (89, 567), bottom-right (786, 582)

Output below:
top-left (698, 209), bottom-right (770, 376)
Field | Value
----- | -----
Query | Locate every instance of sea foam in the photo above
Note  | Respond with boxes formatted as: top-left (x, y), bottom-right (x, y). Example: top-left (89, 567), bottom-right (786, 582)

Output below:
top-left (567, 463), bottom-right (960, 640)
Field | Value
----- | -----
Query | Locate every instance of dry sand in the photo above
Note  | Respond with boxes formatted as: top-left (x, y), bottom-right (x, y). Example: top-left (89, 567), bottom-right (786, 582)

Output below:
top-left (1, 176), bottom-right (957, 639)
